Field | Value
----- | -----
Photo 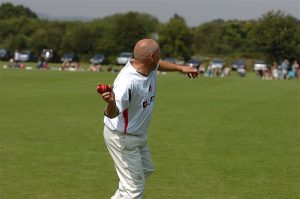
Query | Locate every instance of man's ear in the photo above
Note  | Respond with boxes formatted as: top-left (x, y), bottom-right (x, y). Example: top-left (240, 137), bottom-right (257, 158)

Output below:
top-left (149, 53), bottom-right (155, 61)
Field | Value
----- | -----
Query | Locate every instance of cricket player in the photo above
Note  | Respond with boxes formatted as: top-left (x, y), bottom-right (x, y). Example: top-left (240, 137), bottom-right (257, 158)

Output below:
top-left (100, 39), bottom-right (198, 199)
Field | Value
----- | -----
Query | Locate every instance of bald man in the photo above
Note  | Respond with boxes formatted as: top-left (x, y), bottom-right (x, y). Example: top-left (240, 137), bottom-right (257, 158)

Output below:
top-left (101, 39), bottom-right (198, 199)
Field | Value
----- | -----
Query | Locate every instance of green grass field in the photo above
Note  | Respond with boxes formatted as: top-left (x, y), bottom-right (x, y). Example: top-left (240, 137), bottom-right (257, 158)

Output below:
top-left (0, 67), bottom-right (299, 199)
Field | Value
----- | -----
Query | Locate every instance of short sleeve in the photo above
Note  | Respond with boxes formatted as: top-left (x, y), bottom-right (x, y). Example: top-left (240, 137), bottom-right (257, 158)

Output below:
top-left (113, 80), bottom-right (131, 113)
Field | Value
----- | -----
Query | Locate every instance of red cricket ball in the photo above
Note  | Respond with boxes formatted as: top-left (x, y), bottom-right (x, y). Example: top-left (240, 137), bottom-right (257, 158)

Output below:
top-left (97, 83), bottom-right (111, 94)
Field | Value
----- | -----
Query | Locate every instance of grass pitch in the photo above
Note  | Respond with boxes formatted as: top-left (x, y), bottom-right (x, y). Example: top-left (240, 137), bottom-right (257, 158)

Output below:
top-left (0, 68), bottom-right (299, 199)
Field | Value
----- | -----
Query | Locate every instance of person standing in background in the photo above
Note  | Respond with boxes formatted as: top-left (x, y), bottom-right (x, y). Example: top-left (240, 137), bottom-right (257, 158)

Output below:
top-left (14, 49), bottom-right (20, 68)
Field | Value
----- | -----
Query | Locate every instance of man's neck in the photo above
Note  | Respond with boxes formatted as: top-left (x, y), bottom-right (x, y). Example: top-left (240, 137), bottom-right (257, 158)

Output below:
top-left (131, 60), bottom-right (150, 76)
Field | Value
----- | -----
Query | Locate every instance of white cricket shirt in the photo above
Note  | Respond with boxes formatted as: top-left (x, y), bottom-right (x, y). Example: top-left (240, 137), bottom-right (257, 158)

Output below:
top-left (104, 61), bottom-right (157, 136)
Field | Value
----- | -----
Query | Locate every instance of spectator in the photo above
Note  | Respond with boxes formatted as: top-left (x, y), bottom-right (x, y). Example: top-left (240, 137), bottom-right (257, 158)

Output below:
top-left (88, 63), bottom-right (102, 72)
top-left (8, 58), bottom-right (15, 68)
top-left (43, 60), bottom-right (49, 70)
top-left (213, 66), bottom-right (222, 77)
top-left (61, 60), bottom-right (70, 71)
top-left (271, 61), bottom-right (279, 80)
top-left (107, 65), bottom-right (119, 73)
top-left (19, 63), bottom-right (26, 69)
top-left (198, 63), bottom-right (206, 77)
top-left (264, 65), bottom-right (272, 80)
top-left (37, 57), bottom-right (45, 69)
top-left (14, 49), bottom-right (20, 68)
top-left (222, 65), bottom-right (231, 77)
top-left (237, 67), bottom-right (246, 77)
top-left (37, 58), bottom-right (43, 69)
top-left (279, 59), bottom-right (289, 79)
top-left (292, 60), bottom-right (299, 80)
top-left (287, 65), bottom-right (295, 80)
top-left (74, 62), bottom-right (82, 71)
top-left (256, 69), bottom-right (264, 79)
top-left (68, 61), bottom-right (81, 71)
top-left (206, 64), bottom-right (213, 77)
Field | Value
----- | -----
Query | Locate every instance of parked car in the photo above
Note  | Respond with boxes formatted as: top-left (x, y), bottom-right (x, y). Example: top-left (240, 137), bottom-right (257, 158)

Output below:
top-left (186, 58), bottom-right (201, 69)
top-left (90, 54), bottom-right (106, 64)
top-left (116, 52), bottom-right (133, 65)
top-left (19, 51), bottom-right (36, 62)
top-left (210, 59), bottom-right (225, 69)
top-left (253, 60), bottom-right (268, 71)
top-left (0, 48), bottom-right (12, 61)
top-left (163, 57), bottom-right (177, 64)
top-left (61, 53), bottom-right (79, 62)
top-left (176, 59), bottom-right (185, 65)
top-left (164, 57), bottom-right (185, 65)
top-left (231, 59), bottom-right (246, 70)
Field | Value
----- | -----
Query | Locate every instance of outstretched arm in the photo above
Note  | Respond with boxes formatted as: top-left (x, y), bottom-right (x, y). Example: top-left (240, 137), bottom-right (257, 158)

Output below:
top-left (158, 60), bottom-right (199, 78)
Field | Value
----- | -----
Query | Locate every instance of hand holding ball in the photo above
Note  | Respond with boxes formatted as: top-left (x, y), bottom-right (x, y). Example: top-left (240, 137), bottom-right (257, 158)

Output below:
top-left (97, 83), bottom-right (111, 94)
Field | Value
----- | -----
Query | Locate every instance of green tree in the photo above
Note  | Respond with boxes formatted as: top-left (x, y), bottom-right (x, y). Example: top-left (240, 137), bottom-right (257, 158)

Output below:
top-left (28, 22), bottom-right (66, 56)
top-left (192, 19), bottom-right (258, 57)
top-left (60, 23), bottom-right (95, 58)
top-left (112, 12), bottom-right (159, 53)
top-left (88, 19), bottom-right (116, 62)
top-left (0, 2), bottom-right (38, 19)
top-left (5, 34), bottom-right (27, 50)
top-left (254, 10), bottom-right (300, 61)
top-left (192, 20), bottom-right (223, 55)
top-left (88, 12), bottom-right (158, 62)
top-left (0, 17), bottom-right (40, 51)
top-left (159, 14), bottom-right (193, 60)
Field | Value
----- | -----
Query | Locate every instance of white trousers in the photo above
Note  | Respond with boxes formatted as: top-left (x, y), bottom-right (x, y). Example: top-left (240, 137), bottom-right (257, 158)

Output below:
top-left (103, 126), bottom-right (154, 199)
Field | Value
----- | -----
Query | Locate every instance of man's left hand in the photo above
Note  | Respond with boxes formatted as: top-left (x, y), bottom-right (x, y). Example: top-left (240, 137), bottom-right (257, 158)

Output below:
top-left (181, 66), bottom-right (199, 78)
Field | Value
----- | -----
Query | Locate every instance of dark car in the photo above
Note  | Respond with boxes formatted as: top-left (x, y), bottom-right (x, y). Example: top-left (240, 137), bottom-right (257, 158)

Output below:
top-left (0, 48), bottom-right (11, 61)
top-left (61, 53), bottom-right (79, 62)
top-left (186, 58), bottom-right (201, 69)
top-left (231, 59), bottom-right (246, 70)
top-left (19, 51), bottom-right (36, 62)
top-left (90, 54), bottom-right (106, 64)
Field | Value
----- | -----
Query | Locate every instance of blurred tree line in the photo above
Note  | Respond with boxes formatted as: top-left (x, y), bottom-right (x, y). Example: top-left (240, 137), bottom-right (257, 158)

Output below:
top-left (0, 2), bottom-right (299, 63)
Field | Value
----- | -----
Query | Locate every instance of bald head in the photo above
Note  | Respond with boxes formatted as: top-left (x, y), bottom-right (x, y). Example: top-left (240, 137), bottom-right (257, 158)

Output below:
top-left (133, 39), bottom-right (160, 61)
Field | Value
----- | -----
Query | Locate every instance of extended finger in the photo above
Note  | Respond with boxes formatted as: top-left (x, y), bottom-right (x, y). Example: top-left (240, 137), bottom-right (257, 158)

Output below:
top-left (101, 93), bottom-right (111, 99)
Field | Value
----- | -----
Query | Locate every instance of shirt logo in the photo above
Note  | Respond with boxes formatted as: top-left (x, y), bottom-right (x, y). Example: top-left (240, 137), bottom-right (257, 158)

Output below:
top-left (143, 96), bottom-right (155, 108)
top-left (143, 101), bottom-right (148, 108)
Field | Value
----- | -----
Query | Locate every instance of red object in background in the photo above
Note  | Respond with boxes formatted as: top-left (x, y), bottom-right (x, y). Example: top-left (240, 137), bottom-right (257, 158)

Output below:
top-left (97, 83), bottom-right (111, 94)
top-left (19, 63), bottom-right (26, 69)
